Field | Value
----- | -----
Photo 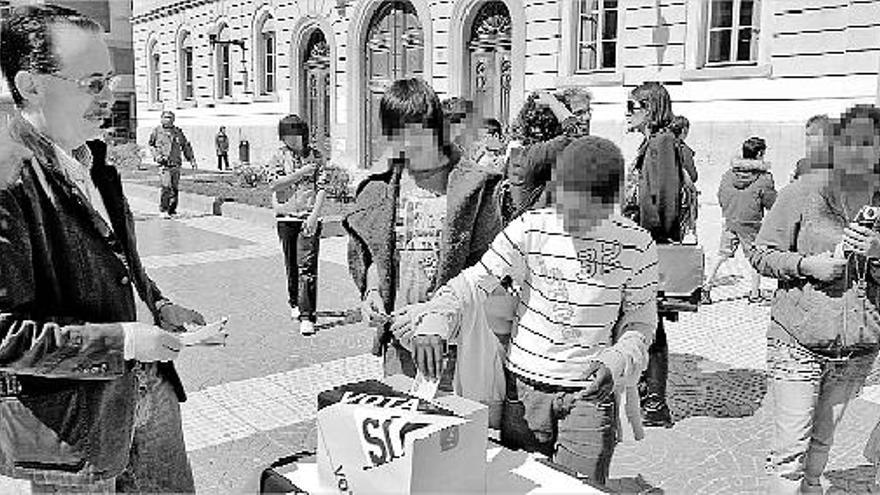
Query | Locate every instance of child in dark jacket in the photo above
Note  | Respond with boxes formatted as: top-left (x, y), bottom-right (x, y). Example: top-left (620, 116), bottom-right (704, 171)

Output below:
top-left (705, 137), bottom-right (777, 303)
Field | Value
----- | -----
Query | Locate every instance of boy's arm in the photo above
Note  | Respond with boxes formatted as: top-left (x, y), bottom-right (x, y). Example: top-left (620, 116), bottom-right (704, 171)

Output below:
top-left (414, 216), bottom-right (530, 339)
top-left (594, 240), bottom-right (658, 387)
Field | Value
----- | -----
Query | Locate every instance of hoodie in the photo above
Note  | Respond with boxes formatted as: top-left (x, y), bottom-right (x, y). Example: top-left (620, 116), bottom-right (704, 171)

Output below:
top-left (717, 158), bottom-right (777, 236)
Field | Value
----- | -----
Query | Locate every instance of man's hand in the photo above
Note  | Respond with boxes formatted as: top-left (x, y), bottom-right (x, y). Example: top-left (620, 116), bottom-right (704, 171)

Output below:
top-left (576, 361), bottom-right (614, 403)
top-left (413, 334), bottom-right (446, 381)
top-left (361, 288), bottom-right (389, 327)
top-left (533, 91), bottom-right (556, 107)
top-left (124, 323), bottom-right (182, 362)
top-left (158, 302), bottom-right (207, 333)
top-left (801, 252), bottom-right (848, 282)
top-left (844, 223), bottom-right (880, 259)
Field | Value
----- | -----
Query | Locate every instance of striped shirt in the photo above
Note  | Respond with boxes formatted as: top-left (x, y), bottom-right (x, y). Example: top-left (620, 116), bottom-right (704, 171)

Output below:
top-left (458, 208), bottom-right (658, 388)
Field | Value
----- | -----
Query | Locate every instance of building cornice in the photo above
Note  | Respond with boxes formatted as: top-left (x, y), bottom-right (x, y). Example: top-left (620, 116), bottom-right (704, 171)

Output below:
top-left (132, 0), bottom-right (216, 25)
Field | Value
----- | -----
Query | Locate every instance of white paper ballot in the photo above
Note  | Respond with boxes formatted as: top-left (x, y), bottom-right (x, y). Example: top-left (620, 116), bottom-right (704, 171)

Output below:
top-left (409, 370), bottom-right (440, 401)
top-left (181, 317), bottom-right (229, 347)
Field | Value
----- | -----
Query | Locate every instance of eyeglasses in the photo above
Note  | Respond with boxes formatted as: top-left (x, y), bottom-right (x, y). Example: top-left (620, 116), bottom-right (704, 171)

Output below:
top-left (626, 100), bottom-right (645, 115)
top-left (47, 72), bottom-right (118, 95)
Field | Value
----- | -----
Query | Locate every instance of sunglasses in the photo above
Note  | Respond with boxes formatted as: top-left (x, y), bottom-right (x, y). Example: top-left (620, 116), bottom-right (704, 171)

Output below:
top-left (48, 72), bottom-right (118, 95)
top-left (626, 100), bottom-right (645, 115)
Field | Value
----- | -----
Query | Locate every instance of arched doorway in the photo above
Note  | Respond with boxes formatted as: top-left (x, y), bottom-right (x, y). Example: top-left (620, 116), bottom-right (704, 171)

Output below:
top-left (364, 1), bottom-right (424, 167)
top-left (467, 2), bottom-right (511, 126)
top-left (303, 30), bottom-right (331, 158)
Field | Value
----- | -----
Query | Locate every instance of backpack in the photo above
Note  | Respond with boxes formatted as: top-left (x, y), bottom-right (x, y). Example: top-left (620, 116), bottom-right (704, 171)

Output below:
top-left (675, 141), bottom-right (699, 239)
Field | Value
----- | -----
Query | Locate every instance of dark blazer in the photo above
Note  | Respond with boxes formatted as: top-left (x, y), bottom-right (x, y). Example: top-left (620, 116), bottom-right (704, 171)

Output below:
top-left (344, 159), bottom-right (503, 355)
top-left (0, 116), bottom-right (183, 480)
top-left (635, 129), bottom-right (683, 243)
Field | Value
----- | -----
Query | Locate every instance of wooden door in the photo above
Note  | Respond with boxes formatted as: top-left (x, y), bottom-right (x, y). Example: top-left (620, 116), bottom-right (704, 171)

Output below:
top-left (364, 1), bottom-right (424, 168)
top-left (305, 33), bottom-right (331, 158)
top-left (468, 2), bottom-right (512, 126)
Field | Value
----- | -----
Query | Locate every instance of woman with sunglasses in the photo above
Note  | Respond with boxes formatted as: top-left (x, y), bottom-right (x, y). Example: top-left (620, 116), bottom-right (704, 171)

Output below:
top-left (622, 81), bottom-right (682, 428)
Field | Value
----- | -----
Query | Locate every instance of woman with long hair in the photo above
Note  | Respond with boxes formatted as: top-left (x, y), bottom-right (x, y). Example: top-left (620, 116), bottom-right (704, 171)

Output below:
top-left (751, 104), bottom-right (880, 494)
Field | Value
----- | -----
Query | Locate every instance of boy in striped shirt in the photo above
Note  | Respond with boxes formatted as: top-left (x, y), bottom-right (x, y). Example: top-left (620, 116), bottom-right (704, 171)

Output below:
top-left (405, 136), bottom-right (658, 485)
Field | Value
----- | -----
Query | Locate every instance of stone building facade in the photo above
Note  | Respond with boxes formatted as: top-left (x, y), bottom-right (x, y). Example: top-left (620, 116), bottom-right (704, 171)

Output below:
top-left (132, 0), bottom-right (880, 187)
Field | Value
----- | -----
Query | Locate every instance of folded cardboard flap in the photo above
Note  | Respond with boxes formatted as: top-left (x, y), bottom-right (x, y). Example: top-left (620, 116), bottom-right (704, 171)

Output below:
top-left (316, 375), bottom-right (488, 494)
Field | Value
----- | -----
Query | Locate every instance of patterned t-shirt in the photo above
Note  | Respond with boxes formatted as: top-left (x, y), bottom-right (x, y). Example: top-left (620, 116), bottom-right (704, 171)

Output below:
top-left (459, 208), bottom-right (658, 387)
top-left (395, 184), bottom-right (447, 308)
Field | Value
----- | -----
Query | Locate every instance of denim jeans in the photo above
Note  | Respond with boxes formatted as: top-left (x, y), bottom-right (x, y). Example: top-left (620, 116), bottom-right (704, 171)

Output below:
top-left (116, 363), bottom-right (194, 493)
top-left (159, 166), bottom-right (181, 214)
top-left (500, 371), bottom-right (618, 486)
top-left (277, 220), bottom-right (322, 322)
top-left (766, 338), bottom-right (877, 494)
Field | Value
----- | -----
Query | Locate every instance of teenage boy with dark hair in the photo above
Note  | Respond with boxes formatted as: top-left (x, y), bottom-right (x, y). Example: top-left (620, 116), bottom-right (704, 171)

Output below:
top-left (344, 78), bottom-right (503, 378)
top-left (705, 136), bottom-right (777, 304)
top-left (265, 114), bottom-right (327, 336)
top-left (405, 135), bottom-right (658, 486)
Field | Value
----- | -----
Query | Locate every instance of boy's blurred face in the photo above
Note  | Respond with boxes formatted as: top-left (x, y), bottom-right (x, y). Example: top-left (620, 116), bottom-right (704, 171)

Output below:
top-left (832, 117), bottom-right (880, 179)
top-left (555, 163), bottom-right (617, 234)
top-left (281, 134), bottom-right (305, 153)
top-left (805, 125), bottom-right (828, 166)
top-left (389, 123), bottom-right (447, 181)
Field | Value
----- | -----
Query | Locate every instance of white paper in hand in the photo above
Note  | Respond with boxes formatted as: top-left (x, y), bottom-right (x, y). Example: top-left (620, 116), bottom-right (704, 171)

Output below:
top-left (409, 371), bottom-right (440, 401)
top-left (181, 317), bottom-right (229, 347)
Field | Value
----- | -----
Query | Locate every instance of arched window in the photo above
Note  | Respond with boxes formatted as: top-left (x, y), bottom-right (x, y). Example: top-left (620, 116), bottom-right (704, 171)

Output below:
top-left (215, 24), bottom-right (232, 98)
top-left (178, 30), bottom-right (194, 100)
top-left (256, 14), bottom-right (276, 94)
top-left (148, 38), bottom-right (161, 103)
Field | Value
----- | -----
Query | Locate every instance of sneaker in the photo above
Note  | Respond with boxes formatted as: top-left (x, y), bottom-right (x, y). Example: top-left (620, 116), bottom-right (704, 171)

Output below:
top-left (290, 306), bottom-right (300, 320)
top-left (160, 212), bottom-right (172, 219)
top-left (700, 289), bottom-right (713, 305)
top-left (299, 320), bottom-right (316, 337)
top-left (642, 396), bottom-right (675, 428)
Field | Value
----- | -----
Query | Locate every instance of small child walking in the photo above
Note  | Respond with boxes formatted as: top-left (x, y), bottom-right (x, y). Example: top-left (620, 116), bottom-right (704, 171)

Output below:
top-left (704, 136), bottom-right (777, 304)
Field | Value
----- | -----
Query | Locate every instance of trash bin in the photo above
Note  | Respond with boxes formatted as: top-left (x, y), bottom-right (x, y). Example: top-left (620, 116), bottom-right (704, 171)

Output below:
top-left (239, 140), bottom-right (250, 165)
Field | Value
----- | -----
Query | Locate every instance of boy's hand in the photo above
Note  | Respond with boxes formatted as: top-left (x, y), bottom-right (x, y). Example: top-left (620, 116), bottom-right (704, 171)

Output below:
top-left (158, 302), bottom-right (206, 333)
top-left (844, 223), bottom-right (880, 259)
top-left (360, 288), bottom-right (389, 327)
top-left (801, 252), bottom-right (847, 281)
top-left (576, 361), bottom-right (614, 403)
top-left (413, 335), bottom-right (446, 381)
top-left (303, 213), bottom-right (319, 237)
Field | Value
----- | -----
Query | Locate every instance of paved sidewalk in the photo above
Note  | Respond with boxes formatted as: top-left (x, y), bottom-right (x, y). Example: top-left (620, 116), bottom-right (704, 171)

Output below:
top-left (119, 186), bottom-right (880, 494)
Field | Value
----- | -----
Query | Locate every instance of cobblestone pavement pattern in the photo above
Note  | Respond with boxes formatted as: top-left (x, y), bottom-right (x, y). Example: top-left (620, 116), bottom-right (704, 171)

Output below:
top-left (7, 190), bottom-right (871, 494)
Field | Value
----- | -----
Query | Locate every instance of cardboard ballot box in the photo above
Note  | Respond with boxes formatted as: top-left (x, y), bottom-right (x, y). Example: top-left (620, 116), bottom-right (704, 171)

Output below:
top-left (315, 377), bottom-right (488, 494)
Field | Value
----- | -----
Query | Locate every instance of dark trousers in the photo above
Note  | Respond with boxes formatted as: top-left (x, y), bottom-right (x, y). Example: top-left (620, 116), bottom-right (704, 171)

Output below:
top-left (277, 220), bottom-right (321, 322)
top-left (640, 318), bottom-right (668, 401)
top-left (159, 166), bottom-right (181, 214)
top-left (500, 371), bottom-right (618, 485)
top-left (217, 153), bottom-right (229, 170)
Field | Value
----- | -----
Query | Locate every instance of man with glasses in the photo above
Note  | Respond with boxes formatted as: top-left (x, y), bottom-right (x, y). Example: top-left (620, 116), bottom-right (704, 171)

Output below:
top-left (149, 110), bottom-right (196, 218)
top-left (0, 5), bottom-right (203, 492)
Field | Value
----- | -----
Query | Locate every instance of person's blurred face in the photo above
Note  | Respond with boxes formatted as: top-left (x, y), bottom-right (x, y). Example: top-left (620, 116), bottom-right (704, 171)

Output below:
top-left (389, 123), bottom-right (448, 182)
top-left (161, 113), bottom-right (174, 127)
top-left (281, 134), bottom-right (305, 153)
top-left (506, 146), bottom-right (527, 186)
top-left (19, 22), bottom-right (114, 150)
top-left (626, 98), bottom-right (648, 133)
top-left (569, 95), bottom-right (591, 126)
top-left (832, 117), bottom-right (880, 179)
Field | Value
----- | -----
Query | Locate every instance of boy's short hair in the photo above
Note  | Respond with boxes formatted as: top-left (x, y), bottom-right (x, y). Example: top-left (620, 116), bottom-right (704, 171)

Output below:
top-left (805, 114), bottom-right (830, 135)
top-left (742, 136), bottom-right (767, 160)
top-left (380, 78), bottom-right (445, 150)
top-left (556, 136), bottom-right (624, 206)
top-left (670, 115), bottom-right (690, 137)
